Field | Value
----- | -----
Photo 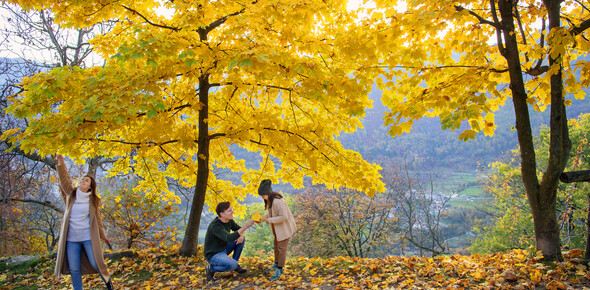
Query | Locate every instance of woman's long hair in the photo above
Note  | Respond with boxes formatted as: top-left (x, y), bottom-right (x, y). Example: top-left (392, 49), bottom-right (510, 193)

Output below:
top-left (264, 191), bottom-right (283, 210)
top-left (69, 175), bottom-right (100, 206)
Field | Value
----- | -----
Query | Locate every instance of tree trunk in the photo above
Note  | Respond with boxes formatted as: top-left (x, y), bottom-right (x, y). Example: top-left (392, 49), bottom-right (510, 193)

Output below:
top-left (497, 0), bottom-right (565, 260)
top-left (536, 0), bottom-right (569, 261)
top-left (87, 156), bottom-right (102, 179)
top-left (180, 28), bottom-right (211, 257)
top-left (531, 187), bottom-right (561, 261)
top-left (586, 192), bottom-right (590, 261)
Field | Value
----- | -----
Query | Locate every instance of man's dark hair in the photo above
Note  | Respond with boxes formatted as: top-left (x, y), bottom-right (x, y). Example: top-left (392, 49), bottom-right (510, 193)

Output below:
top-left (216, 201), bottom-right (231, 216)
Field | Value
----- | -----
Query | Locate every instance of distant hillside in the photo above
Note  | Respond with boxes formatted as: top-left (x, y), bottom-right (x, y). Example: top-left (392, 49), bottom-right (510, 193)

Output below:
top-left (340, 86), bottom-right (590, 170)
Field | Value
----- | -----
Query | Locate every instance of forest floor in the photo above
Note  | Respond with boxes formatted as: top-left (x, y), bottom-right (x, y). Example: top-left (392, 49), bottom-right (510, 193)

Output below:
top-left (1, 245), bottom-right (590, 289)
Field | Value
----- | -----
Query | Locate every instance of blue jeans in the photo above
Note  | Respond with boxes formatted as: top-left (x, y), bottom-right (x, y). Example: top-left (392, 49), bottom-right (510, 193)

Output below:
top-left (207, 239), bottom-right (245, 273)
top-left (66, 240), bottom-right (105, 290)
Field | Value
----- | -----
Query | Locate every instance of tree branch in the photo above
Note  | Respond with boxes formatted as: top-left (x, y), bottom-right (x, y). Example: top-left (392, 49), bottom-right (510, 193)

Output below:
top-left (454, 5), bottom-right (501, 29)
top-left (0, 198), bottom-right (63, 214)
top-left (121, 5), bottom-right (180, 31)
top-left (2, 140), bottom-right (56, 169)
top-left (571, 18), bottom-right (590, 36)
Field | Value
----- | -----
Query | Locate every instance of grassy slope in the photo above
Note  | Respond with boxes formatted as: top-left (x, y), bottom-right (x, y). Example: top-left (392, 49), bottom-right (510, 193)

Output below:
top-left (1, 245), bottom-right (589, 289)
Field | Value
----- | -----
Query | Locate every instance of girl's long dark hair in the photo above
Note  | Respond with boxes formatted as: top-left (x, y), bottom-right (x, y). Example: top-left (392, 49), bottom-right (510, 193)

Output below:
top-left (264, 191), bottom-right (283, 210)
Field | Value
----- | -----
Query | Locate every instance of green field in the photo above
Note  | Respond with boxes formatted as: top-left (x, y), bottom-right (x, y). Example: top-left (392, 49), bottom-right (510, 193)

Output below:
top-left (439, 171), bottom-right (490, 209)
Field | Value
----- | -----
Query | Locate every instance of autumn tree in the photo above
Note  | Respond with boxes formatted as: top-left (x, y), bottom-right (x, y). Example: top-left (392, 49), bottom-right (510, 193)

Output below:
top-left (100, 179), bottom-right (179, 249)
top-left (380, 162), bottom-right (454, 257)
top-left (2, 0), bottom-right (386, 257)
top-left (0, 156), bottom-right (62, 255)
top-left (0, 3), bottom-right (118, 254)
top-left (292, 186), bottom-right (398, 258)
top-left (347, 0), bottom-right (590, 261)
top-left (472, 113), bottom-right (590, 253)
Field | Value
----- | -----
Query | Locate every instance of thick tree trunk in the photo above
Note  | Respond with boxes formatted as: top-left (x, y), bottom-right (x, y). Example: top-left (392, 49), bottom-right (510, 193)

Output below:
top-left (536, 0), bottom-right (569, 261)
top-left (179, 74), bottom-right (210, 256)
top-left (497, 0), bottom-right (565, 260)
top-left (87, 156), bottom-right (102, 179)
top-left (180, 28), bottom-right (211, 257)
top-left (531, 188), bottom-right (562, 261)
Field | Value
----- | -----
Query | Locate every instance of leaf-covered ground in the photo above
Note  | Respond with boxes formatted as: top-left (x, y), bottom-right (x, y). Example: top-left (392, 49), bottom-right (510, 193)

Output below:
top-left (2, 245), bottom-right (590, 289)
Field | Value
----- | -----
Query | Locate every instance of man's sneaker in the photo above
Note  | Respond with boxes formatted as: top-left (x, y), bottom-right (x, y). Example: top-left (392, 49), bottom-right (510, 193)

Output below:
top-left (205, 265), bottom-right (215, 282)
top-left (270, 268), bottom-right (283, 281)
top-left (235, 265), bottom-right (247, 274)
top-left (265, 262), bottom-right (278, 274)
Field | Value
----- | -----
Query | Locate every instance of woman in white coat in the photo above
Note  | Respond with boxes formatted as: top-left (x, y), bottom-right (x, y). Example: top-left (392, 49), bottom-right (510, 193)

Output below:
top-left (54, 154), bottom-right (113, 290)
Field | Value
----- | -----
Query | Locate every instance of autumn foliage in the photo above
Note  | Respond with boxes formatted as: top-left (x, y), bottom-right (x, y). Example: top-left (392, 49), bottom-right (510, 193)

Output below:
top-left (292, 187), bottom-right (398, 258)
top-left (100, 184), bottom-right (179, 249)
top-left (2, 245), bottom-right (590, 289)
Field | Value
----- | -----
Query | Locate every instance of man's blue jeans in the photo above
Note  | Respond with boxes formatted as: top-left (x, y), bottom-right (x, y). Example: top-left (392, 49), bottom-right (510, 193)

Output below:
top-left (207, 239), bottom-right (245, 273)
top-left (66, 240), bottom-right (105, 290)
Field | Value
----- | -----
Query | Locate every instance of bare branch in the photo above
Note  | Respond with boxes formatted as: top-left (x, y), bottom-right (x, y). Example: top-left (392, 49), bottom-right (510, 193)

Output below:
top-left (121, 5), bottom-right (180, 31)
top-left (0, 198), bottom-right (63, 214)
top-left (571, 18), bottom-right (590, 35)
top-left (454, 5), bottom-right (501, 29)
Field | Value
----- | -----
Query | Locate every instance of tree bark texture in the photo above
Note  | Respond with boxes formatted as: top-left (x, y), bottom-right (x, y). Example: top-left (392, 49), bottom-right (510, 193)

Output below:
top-left (559, 171), bottom-right (590, 183)
top-left (180, 28), bottom-right (211, 256)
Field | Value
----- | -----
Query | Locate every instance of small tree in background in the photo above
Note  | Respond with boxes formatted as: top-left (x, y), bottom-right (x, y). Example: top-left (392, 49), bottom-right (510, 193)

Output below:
top-left (380, 161), bottom-right (455, 257)
top-left (0, 155), bottom-right (62, 255)
top-left (101, 180), bottom-right (179, 249)
top-left (236, 201), bottom-right (274, 258)
top-left (291, 187), bottom-right (398, 258)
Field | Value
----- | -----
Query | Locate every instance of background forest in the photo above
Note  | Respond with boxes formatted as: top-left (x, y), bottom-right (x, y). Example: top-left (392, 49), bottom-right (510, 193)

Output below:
top-left (0, 0), bottom-right (589, 266)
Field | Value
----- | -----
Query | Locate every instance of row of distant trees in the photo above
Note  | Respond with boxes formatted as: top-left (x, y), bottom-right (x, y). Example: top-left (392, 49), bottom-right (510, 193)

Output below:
top-left (239, 113), bottom-right (590, 259)
top-left (341, 96), bottom-right (590, 172)
top-left (238, 160), bottom-right (485, 259)
top-left (1, 148), bottom-right (473, 257)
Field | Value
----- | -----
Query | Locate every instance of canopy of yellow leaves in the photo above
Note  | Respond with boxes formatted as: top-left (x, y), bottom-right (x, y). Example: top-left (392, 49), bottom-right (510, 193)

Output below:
top-left (2, 245), bottom-right (590, 289)
top-left (345, 0), bottom-right (589, 141)
top-left (2, 0), bottom-right (388, 214)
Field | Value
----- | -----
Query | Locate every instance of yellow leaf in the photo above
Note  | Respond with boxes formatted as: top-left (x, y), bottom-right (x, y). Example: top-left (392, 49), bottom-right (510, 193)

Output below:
top-left (252, 211), bottom-right (263, 222)
top-left (0, 127), bottom-right (20, 140)
top-left (530, 269), bottom-right (542, 284)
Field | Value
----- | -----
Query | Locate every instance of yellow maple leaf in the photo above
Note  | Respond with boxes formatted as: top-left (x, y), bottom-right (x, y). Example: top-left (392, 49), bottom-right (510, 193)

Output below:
top-left (530, 269), bottom-right (542, 284)
top-left (252, 211), bottom-right (263, 222)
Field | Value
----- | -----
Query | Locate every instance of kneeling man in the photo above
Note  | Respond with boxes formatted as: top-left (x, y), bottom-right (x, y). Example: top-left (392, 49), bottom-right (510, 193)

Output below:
top-left (204, 201), bottom-right (255, 281)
